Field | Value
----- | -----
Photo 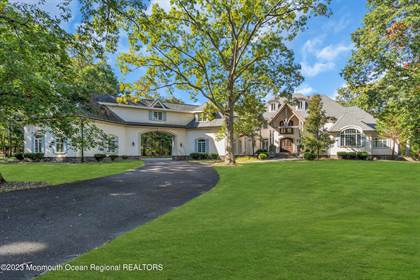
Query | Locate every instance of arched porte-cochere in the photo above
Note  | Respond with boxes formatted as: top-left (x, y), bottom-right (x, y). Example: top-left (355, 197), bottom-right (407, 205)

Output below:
top-left (140, 131), bottom-right (174, 157)
top-left (280, 137), bottom-right (294, 153)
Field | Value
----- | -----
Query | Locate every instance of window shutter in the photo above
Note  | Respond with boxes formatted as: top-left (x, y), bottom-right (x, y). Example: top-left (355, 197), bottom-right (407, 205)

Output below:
top-left (205, 139), bottom-right (209, 153)
top-left (32, 135), bottom-right (35, 153)
top-left (194, 139), bottom-right (198, 152)
top-left (149, 111), bottom-right (153, 120)
top-left (163, 112), bottom-right (167, 121)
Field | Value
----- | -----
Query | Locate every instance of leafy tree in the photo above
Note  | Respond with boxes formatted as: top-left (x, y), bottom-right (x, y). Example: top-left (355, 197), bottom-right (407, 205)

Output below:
top-left (111, 0), bottom-right (329, 164)
top-left (339, 1), bottom-right (420, 153)
top-left (0, 1), bottom-right (118, 182)
top-left (234, 95), bottom-right (266, 155)
top-left (376, 107), bottom-right (408, 159)
top-left (301, 95), bottom-right (332, 159)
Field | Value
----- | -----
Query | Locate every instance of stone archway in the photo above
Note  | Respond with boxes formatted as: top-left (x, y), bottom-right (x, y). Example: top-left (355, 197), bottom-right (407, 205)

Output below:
top-left (140, 131), bottom-right (174, 157)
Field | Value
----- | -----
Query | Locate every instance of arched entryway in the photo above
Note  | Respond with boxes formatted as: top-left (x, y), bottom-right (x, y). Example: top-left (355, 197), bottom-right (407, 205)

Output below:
top-left (140, 131), bottom-right (174, 157)
top-left (280, 138), bottom-right (293, 153)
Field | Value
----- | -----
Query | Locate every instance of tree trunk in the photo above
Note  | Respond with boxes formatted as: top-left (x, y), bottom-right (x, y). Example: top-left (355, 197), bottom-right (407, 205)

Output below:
top-left (81, 119), bottom-right (85, 163)
top-left (224, 110), bottom-right (236, 165)
top-left (391, 139), bottom-right (396, 160)
top-left (0, 172), bottom-right (6, 185)
top-left (251, 135), bottom-right (255, 156)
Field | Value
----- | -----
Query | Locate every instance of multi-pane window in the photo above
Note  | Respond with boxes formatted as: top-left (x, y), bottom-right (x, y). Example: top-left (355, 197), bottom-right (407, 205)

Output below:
top-left (153, 111), bottom-right (163, 121)
top-left (270, 103), bottom-right (276, 111)
top-left (34, 134), bottom-right (44, 153)
top-left (197, 139), bottom-right (207, 153)
top-left (373, 138), bottom-right (388, 148)
top-left (340, 129), bottom-right (363, 147)
top-left (297, 101), bottom-right (307, 110)
top-left (198, 113), bottom-right (207, 122)
top-left (55, 138), bottom-right (65, 153)
top-left (107, 136), bottom-right (119, 153)
top-left (262, 139), bottom-right (269, 150)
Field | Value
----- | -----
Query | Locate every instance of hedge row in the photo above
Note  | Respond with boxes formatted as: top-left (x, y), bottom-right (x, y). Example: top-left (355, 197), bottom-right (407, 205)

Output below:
top-left (337, 151), bottom-right (369, 160)
top-left (189, 153), bottom-right (219, 160)
top-left (14, 153), bottom-right (44, 162)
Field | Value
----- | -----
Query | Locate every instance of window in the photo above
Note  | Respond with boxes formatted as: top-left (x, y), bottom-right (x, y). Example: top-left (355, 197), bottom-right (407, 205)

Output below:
top-left (34, 134), bottom-right (44, 153)
top-left (107, 136), bottom-right (119, 153)
top-left (55, 138), bottom-right (65, 153)
top-left (152, 111), bottom-right (163, 121)
top-left (373, 138), bottom-right (388, 148)
top-left (196, 139), bottom-right (207, 153)
top-left (270, 103), bottom-right (276, 111)
top-left (297, 100), bottom-right (307, 110)
top-left (340, 129), bottom-right (363, 147)
top-left (197, 113), bottom-right (207, 122)
top-left (262, 139), bottom-right (269, 150)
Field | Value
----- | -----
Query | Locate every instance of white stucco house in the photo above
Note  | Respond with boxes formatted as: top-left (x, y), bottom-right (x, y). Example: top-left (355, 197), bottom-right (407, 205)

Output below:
top-left (24, 94), bottom-right (399, 160)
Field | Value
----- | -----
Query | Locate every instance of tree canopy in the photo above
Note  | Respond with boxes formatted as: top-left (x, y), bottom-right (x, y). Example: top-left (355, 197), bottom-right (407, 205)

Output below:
top-left (338, 0), bottom-right (419, 149)
top-left (113, 0), bottom-right (330, 163)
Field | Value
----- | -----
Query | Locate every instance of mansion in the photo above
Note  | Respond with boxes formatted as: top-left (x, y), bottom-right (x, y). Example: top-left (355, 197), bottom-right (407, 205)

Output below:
top-left (24, 94), bottom-right (399, 160)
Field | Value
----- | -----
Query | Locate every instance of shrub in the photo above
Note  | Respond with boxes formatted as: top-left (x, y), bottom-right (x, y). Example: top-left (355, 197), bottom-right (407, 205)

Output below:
top-left (121, 155), bottom-right (129, 160)
top-left (255, 149), bottom-right (268, 156)
top-left (356, 151), bottom-right (369, 160)
top-left (14, 153), bottom-right (24, 161)
top-left (189, 153), bottom-right (200, 160)
top-left (23, 153), bottom-right (44, 162)
top-left (94, 153), bottom-right (107, 162)
top-left (208, 153), bottom-right (219, 160)
top-left (337, 152), bottom-right (362, 160)
top-left (258, 152), bottom-right (268, 160)
top-left (109, 154), bottom-right (119, 161)
top-left (303, 151), bottom-right (316, 160)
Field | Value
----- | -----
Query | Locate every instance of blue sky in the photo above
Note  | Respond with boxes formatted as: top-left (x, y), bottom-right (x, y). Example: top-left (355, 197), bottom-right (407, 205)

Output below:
top-left (18, 0), bottom-right (367, 103)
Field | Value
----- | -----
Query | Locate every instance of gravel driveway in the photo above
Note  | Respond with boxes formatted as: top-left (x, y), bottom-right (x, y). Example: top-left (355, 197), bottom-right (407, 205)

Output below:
top-left (0, 160), bottom-right (218, 279)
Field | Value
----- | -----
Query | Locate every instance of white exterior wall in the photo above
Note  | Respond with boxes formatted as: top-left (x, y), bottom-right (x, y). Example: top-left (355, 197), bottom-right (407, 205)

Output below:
top-left (327, 130), bottom-right (399, 156)
top-left (186, 129), bottom-right (226, 155)
top-left (107, 105), bottom-right (194, 126)
top-left (24, 122), bottom-right (226, 158)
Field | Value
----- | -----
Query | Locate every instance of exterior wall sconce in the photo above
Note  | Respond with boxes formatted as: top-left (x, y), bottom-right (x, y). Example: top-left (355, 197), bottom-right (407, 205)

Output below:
top-left (180, 143), bottom-right (183, 147)
top-left (132, 141), bottom-right (135, 146)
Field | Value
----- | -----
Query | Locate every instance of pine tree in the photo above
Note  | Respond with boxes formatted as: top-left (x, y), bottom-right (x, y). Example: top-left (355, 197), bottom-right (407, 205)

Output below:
top-left (302, 95), bottom-right (332, 159)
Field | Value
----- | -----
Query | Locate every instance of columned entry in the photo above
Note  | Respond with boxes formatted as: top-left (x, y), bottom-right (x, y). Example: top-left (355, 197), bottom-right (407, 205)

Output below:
top-left (140, 132), bottom-right (174, 157)
top-left (280, 138), bottom-right (293, 153)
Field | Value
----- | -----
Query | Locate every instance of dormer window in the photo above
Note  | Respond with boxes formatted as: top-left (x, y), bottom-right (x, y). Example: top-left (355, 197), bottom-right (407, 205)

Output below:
top-left (270, 103), bottom-right (276, 111)
top-left (197, 113), bottom-right (207, 122)
top-left (149, 111), bottom-right (166, 121)
top-left (297, 100), bottom-right (307, 110)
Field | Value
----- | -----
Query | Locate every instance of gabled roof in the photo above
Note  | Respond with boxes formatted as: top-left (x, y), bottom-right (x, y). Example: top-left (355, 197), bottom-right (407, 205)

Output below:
top-left (95, 95), bottom-right (203, 112)
top-left (265, 94), bottom-right (377, 132)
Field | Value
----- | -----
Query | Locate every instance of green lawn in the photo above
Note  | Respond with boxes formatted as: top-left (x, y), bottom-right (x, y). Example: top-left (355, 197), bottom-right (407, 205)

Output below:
top-left (0, 160), bottom-right (144, 185)
top-left (41, 161), bottom-right (420, 279)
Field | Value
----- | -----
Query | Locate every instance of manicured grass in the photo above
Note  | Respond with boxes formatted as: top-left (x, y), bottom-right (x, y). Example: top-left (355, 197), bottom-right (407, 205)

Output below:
top-left (0, 160), bottom-right (144, 185)
top-left (41, 161), bottom-right (420, 279)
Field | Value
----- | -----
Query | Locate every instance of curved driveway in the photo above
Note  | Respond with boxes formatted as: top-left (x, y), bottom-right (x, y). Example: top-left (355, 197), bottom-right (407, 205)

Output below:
top-left (0, 160), bottom-right (218, 279)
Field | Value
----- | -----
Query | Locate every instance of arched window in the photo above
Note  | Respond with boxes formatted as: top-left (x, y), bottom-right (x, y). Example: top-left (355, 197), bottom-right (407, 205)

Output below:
top-left (107, 135), bottom-right (119, 153)
top-left (279, 120), bottom-right (285, 127)
top-left (340, 129), bottom-right (362, 147)
top-left (288, 120), bottom-right (294, 126)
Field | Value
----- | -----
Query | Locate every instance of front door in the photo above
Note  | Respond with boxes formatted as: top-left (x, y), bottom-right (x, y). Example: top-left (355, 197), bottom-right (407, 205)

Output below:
top-left (280, 138), bottom-right (293, 153)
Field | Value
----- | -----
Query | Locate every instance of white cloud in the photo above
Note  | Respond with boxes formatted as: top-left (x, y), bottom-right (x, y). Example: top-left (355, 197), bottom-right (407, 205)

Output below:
top-left (295, 85), bottom-right (315, 95)
top-left (146, 0), bottom-right (171, 14)
top-left (301, 37), bottom-right (323, 60)
top-left (301, 61), bottom-right (335, 77)
top-left (317, 44), bottom-right (352, 61)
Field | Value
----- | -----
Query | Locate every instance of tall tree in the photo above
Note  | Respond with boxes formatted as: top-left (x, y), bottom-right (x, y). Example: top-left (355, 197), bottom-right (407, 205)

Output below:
top-left (113, 0), bottom-right (329, 164)
top-left (301, 95), bottom-right (332, 159)
top-left (0, 1), bottom-right (118, 182)
top-left (339, 0), bottom-right (420, 152)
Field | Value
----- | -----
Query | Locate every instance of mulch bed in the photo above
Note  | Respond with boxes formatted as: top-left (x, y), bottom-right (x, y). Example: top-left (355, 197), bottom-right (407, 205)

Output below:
top-left (0, 182), bottom-right (48, 192)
